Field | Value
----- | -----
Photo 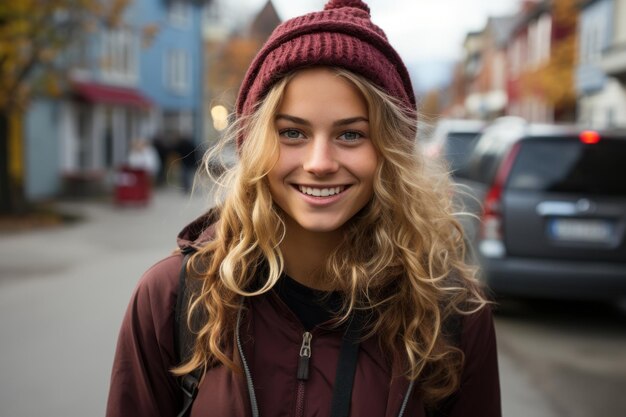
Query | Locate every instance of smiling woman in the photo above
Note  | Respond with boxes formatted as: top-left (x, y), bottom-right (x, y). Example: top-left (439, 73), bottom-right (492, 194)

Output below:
top-left (268, 68), bottom-right (377, 245)
top-left (106, 1), bottom-right (501, 417)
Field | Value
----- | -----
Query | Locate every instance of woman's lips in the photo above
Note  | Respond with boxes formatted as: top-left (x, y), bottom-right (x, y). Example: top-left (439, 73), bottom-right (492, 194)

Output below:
top-left (297, 185), bottom-right (346, 197)
top-left (292, 184), bottom-right (351, 205)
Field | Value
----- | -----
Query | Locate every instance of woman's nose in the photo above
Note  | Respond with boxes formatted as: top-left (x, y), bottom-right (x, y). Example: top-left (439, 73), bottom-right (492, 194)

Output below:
top-left (302, 137), bottom-right (339, 176)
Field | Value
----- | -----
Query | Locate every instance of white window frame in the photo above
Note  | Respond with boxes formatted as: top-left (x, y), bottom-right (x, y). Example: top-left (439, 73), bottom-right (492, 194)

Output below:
top-left (581, 21), bottom-right (590, 64)
top-left (168, 0), bottom-right (190, 28)
top-left (100, 28), bottom-right (138, 85)
top-left (536, 13), bottom-right (552, 65)
top-left (583, 20), bottom-right (603, 64)
top-left (165, 49), bottom-right (191, 94)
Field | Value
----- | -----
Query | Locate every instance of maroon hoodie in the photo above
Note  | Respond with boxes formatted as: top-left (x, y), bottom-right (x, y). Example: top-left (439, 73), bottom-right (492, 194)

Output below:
top-left (106, 212), bottom-right (501, 417)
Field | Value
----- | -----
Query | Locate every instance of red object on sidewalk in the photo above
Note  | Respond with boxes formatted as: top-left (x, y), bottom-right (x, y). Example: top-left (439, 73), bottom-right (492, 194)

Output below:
top-left (114, 166), bottom-right (151, 206)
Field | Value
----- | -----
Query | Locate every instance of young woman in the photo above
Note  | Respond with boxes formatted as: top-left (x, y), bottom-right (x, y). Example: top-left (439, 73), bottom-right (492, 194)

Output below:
top-left (106, 1), bottom-right (501, 416)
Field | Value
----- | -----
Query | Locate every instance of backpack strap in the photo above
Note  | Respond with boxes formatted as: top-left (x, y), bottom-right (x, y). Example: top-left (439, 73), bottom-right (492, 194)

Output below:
top-left (424, 312), bottom-right (463, 417)
top-left (174, 248), bottom-right (204, 417)
top-left (329, 314), bottom-right (362, 417)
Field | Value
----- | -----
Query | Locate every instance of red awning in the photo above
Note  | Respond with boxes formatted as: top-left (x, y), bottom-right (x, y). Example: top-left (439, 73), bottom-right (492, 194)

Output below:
top-left (73, 81), bottom-right (153, 108)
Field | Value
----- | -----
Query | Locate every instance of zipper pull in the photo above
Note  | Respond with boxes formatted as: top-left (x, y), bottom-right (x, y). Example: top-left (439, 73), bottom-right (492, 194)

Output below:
top-left (297, 332), bottom-right (313, 380)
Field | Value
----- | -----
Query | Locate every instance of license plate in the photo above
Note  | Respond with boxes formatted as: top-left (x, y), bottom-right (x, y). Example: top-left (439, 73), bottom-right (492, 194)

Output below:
top-left (548, 218), bottom-right (614, 243)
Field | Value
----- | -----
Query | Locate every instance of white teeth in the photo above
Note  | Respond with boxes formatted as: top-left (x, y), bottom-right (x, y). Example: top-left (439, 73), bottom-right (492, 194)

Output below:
top-left (298, 186), bottom-right (344, 197)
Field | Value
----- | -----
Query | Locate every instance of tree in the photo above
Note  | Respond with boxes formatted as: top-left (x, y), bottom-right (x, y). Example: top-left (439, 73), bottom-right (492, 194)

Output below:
top-left (0, 0), bottom-right (131, 213)
top-left (520, 0), bottom-right (578, 121)
top-left (206, 35), bottom-right (262, 108)
top-left (420, 89), bottom-right (442, 119)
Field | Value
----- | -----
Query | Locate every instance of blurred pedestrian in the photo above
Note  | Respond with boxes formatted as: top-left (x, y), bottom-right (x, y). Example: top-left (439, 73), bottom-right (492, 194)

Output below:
top-left (174, 134), bottom-right (199, 193)
top-left (127, 138), bottom-right (160, 179)
top-left (151, 133), bottom-right (169, 186)
top-left (106, 1), bottom-right (501, 417)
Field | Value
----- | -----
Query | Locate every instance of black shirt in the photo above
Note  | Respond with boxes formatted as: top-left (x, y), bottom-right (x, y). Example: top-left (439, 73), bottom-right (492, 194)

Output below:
top-left (274, 274), bottom-right (342, 330)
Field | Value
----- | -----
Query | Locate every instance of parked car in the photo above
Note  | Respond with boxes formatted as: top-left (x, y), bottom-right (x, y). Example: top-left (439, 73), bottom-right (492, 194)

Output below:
top-left (455, 119), bottom-right (626, 303)
top-left (423, 118), bottom-right (486, 174)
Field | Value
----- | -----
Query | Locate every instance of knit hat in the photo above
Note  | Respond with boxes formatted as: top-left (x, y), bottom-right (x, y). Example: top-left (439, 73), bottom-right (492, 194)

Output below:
top-left (236, 0), bottom-right (416, 119)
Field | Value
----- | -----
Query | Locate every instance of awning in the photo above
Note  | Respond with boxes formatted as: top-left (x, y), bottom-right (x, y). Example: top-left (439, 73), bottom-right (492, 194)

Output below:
top-left (73, 81), bottom-right (153, 108)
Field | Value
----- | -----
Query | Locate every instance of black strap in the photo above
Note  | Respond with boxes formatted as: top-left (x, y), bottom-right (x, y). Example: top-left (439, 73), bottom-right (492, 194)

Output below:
top-left (177, 373), bottom-right (200, 417)
top-left (174, 253), bottom-right (191, 362)
top-left (329, 315), bottom-right (362, 417)
top-left (175, 250), bottom-right (203, 417)
top-left (424, 313), bottom-right (464, 417)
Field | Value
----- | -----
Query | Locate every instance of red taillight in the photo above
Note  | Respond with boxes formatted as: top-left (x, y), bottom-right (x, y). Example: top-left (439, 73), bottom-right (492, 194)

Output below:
top-left (482, 184), bottom-right (503, 243)
top-left (481, 142), bottom-right (521, 241)
top-left (483, 185), bottom-right (502, 218)
top-left (580, 130), bottom-right (600, 144)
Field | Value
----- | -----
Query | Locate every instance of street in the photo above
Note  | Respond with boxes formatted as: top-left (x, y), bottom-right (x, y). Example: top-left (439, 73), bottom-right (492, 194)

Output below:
top-left (495, 299), bottom-right (626, 417)
top-left (1, 189), bottom-right (625, 417)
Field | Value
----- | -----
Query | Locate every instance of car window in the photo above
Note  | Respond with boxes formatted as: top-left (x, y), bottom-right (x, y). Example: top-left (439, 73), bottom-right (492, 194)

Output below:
top-left (444, 132), bottom-right (479, 173)
top-left (506, 137), bottom-right (626, 195)
top-left (459, 128), bottom-right (517, 183)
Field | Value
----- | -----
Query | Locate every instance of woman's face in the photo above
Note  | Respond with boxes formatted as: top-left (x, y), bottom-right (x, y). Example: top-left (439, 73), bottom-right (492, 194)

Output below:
top-left (268, 68), bottom-right (378, 238)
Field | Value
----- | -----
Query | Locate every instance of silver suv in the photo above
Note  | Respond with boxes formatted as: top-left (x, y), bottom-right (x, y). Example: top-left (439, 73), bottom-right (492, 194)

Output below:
top-left (423, 118), bottom-right (486, 174)
top-left (454, 119), bottom-right (626, 303)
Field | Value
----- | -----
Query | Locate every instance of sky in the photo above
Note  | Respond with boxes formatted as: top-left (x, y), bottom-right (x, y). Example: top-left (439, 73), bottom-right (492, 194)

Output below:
top-left (222, 0), bottom-right (523, 91)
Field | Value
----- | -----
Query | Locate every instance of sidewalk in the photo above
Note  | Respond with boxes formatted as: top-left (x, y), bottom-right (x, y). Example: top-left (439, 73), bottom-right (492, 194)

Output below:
top-left (0, 188), bottom-right (208, 417)
top-left (0, 188), bottom-right (559, 417)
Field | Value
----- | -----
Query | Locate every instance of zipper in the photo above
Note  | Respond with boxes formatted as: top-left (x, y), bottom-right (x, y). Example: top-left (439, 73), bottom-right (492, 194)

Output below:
top-left (295, 331), bottom-right (313, 417)
top-left (237, 296), bottom-right (413, 417)
top-left (236, 304), bottom-right (260, 417)
top-left (396, 379), bottom-right (415, 417)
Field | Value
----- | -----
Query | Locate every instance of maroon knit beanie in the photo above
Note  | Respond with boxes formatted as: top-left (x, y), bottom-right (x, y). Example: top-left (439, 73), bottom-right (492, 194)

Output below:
top-left (236, 0), bottom-right (416, 120)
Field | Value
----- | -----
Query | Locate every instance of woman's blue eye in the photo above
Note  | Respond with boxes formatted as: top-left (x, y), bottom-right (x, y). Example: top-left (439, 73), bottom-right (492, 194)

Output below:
top-left (280, 129), bottom-right (304, 139)
top-left (339, 131), bottom-right (362, 141)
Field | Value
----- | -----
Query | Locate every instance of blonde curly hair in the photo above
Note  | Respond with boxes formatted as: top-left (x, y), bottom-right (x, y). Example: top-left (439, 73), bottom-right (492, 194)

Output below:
top-left (173, 67), bottom-right (488, 404)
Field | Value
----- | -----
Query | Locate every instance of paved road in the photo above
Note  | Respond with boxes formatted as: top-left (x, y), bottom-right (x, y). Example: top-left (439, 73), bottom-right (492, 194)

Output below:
top-left (495, 300), bottom-right (626, 417)
top-left (0, 188), bottom-right (561, 417)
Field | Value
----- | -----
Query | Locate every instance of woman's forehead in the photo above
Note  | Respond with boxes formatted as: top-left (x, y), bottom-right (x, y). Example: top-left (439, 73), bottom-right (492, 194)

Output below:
top-left (277, 68), bottom-right (368, 121)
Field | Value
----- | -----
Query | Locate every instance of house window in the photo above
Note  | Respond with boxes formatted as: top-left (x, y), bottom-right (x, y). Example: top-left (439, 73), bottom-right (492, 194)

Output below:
top-left (528, 14), bottom-right (552, 67)
top-left (581, 24), bottom-right (589, 64)
top-left (101, 29), bottom-right (138, 84)
top-left (536, 13), bottom-right (552, 64)
top-left (607, 108), bottom-right (615, 128)
top-left (510, 37), bottom-right (525, 76)
top-left (583, 22), bottom-right (603, 64)
top-left (166, 49), bottom-right (190, 94)
top-left (168, 0), bottom-right (190, 27)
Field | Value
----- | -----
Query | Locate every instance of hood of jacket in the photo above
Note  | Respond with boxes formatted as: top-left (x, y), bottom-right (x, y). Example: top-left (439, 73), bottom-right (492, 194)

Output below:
top-left (176, 209), bottom-right (220, 252)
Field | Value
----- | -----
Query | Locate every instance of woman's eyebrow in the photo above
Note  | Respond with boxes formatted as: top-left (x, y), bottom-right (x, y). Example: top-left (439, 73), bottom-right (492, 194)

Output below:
top-left (275, 114), bottom-right (369, 127)
top-left (333, 117), bottom-right (369, 127)
top-left (275, 114), bottom-right (310, 125)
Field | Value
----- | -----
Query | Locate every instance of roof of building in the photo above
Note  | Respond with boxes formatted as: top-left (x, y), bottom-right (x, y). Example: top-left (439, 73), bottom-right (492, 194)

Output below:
top-left (248, 0), bottom-right (281, 39)
top-left (488, 15), bottom-right (518, 48)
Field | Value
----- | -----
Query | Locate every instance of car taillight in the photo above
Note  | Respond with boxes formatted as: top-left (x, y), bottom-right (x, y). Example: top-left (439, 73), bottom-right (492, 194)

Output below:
top-left (580, 130), bottom-right (600, 144)
top-left (479, 142), bottom-right (521, 258)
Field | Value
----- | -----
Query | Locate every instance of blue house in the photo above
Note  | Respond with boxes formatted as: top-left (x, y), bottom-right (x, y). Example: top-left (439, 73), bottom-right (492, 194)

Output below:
top-left (135, 0), bottom-right (205, 143)
top-left (23, 0), bottom-right (205, 200)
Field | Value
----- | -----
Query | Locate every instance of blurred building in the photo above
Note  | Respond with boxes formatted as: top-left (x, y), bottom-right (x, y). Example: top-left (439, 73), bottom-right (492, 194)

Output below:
top-left (202, 0), bottom-right (281, 146)
top-left (577, 0), bottom-right (626, 128)
top-left (506, 0), bottom-right (578, 123)
top-left (462, 16), bottom-right (517, 120)
top-left (506, 1), bottom-right (551, 121)
top-left (24, 0), bottom-right (205, 200)
top-left (442, 0), bottom-right (595, 125)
